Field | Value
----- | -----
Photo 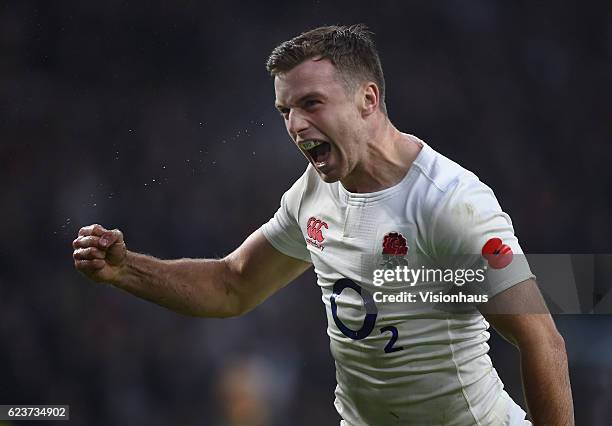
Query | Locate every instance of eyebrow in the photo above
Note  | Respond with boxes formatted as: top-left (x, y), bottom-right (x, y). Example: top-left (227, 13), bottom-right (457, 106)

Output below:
top-left (275, 91), bottom-right (326, 110)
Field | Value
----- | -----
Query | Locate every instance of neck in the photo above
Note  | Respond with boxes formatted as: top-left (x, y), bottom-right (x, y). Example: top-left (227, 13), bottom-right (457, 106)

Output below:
top-left (340, 119), bottom-right (421, 193)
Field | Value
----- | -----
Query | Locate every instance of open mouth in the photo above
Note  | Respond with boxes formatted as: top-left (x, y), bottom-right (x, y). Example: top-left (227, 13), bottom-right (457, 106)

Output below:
top-left (299, 140), bottom-right (331, 165)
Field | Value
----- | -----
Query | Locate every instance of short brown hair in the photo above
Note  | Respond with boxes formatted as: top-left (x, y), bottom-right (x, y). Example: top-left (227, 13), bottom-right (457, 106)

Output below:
top-left (266, 24), bottom-right (387, 115)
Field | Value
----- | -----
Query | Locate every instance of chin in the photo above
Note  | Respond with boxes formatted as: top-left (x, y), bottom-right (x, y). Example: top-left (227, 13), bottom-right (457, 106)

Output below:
top-left (315, 168), bottom-right (343, 183)
top-left (318, 173), bottom-right (340, 183)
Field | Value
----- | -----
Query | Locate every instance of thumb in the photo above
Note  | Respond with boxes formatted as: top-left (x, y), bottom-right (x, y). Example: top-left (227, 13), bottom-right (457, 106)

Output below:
top-left (100, 229), bottom-right (124, 248)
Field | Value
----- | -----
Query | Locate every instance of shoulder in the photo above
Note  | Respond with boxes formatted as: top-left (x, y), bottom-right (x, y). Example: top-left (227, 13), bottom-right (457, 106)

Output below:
top-left (278, 164), bottom-right (322, 212)
top-left (285, 164), bottom-right (320, 193)
top-left (410, 140), bottom-right (509, 255)
top-left (411, 139), bottom-right (479, 195)
top-left (411, 140), bottom-right (493, 218)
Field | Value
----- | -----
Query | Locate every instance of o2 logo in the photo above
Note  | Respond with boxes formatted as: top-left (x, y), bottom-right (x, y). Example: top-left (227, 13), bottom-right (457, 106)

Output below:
top-left (330, 278), bottom-right (404, 353)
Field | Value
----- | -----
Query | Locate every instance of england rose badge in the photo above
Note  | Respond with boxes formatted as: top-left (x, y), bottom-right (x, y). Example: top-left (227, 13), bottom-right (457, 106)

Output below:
top-left (380, 232), bottom-right (409, 268)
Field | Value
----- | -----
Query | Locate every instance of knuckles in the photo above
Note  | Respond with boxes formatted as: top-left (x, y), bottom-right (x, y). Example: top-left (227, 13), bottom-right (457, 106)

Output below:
top-left (73, 224), bottom-right (123, 275)
top-left (78, 223), bottom-right (108, 237)
top-left (73, 235), bottom-right (106, 249)
top-left (73, 246), bottom-right (106, 260)
top-left (74, 258), bottom-right (104, 271)
top-left (75, 225), bottom-right (123, 245)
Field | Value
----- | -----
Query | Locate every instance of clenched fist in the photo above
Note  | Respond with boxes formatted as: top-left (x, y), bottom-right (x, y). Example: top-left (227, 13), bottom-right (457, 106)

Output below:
top-left (73, 224), bottom-right (127, 283)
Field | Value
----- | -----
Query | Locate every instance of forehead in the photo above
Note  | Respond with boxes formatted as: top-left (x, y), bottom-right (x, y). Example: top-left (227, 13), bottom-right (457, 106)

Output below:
top-left (274, 58), bottom-right (345, 105)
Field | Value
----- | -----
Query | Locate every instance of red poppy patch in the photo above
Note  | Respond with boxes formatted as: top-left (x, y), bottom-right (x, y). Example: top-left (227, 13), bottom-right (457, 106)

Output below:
top-left (481, 237), bottom-right (513, 269)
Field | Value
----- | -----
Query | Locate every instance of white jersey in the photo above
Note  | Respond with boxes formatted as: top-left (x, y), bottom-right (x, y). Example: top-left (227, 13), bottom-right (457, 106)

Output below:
top-left (261, 137), bottom-right (534, 426)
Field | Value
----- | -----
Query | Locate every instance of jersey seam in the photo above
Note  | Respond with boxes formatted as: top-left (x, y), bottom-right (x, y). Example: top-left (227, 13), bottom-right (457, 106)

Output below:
top-left (410, 160), bottom-right (453, 194)
top-left (426, 177), bottom-right (462, 261)
top-left (447, 317), bottom-right (483, 426)
top-left (296, 166), bottom-right (312, 222)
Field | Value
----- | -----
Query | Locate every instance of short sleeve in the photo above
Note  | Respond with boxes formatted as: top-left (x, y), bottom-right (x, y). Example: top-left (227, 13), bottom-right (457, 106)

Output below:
top-left (430, 176), bottom-right (535, 298)
top-left (260, 172), bottom-right (312, 263)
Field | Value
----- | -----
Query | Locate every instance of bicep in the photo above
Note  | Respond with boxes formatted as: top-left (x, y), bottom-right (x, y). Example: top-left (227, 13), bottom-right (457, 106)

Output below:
top-left (223, 229), bottom-right (312, 314)
top-left (479, 279), bottom-right (562, 348)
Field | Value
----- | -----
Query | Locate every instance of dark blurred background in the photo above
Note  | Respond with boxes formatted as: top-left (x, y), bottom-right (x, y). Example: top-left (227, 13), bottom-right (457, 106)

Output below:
top-left (1, 1), bottom-right (611, 425)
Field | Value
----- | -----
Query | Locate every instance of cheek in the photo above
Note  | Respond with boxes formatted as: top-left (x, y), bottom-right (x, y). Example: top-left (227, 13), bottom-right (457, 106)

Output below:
top-left (338, 124), bottom-right (360, 155)
top-left (332, 115), bottom-right (355, 145)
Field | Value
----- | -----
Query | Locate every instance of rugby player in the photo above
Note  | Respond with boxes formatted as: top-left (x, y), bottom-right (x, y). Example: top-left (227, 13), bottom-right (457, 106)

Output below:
top-left (73, 25), bottom-right (573, 425)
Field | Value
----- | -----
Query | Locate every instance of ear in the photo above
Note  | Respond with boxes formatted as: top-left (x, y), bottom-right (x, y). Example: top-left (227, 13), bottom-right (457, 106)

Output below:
top-left (360, 82), bottom-right (380, 117)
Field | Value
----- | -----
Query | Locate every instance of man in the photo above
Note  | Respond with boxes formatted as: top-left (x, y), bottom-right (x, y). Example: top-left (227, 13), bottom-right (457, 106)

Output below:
top-left (73, 25), bottom-right (573, 425)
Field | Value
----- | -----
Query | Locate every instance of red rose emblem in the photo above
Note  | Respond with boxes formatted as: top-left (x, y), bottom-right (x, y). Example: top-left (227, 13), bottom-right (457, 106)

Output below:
top-left (382, 232), bottom-right (408, 256)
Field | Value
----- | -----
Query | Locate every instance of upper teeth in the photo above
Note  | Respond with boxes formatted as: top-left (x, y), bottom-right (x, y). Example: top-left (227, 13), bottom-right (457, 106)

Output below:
top-left (300, 140), bottom-right (323, 151)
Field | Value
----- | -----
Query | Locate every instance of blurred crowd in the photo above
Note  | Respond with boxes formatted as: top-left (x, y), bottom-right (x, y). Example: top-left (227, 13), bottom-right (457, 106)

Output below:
top-left (1, 1), bottom-right (611, 425)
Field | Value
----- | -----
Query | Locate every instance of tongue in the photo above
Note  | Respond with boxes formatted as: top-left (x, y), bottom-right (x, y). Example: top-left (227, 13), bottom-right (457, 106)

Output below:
top-left (311, 142), bottom-right (331, 163)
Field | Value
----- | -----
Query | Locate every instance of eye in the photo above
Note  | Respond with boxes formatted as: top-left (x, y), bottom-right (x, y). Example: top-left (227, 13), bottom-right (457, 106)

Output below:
top-left (277, 107), bottom-right (290, 119)
top-left (304, 99), bottom-right (320, 109)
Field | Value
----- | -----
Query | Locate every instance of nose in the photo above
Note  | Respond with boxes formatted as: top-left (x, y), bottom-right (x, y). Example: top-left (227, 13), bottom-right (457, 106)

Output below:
top-left (287, 109), bottom-right (309, 138)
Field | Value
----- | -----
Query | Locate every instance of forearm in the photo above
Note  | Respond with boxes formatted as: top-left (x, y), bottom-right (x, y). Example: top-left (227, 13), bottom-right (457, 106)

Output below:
top-left (112, 251), bottom-right (241, 318)
top-left (520, 336), bottom-right (574, 425)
